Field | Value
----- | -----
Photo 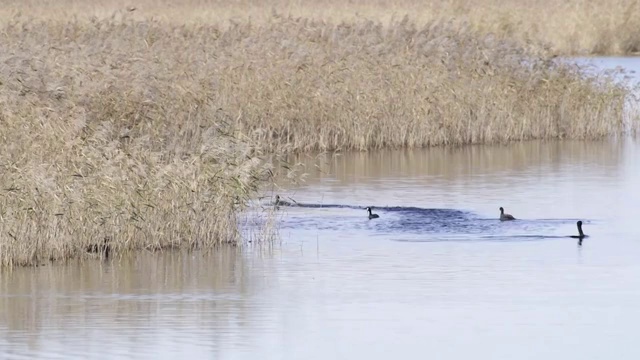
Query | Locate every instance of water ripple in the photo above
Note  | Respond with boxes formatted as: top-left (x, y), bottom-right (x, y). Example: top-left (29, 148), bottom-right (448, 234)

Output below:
top-left (275, 202), bottom-right (588, 242)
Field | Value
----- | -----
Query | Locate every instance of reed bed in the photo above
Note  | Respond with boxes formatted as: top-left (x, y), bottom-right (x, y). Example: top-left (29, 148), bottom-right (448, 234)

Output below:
top-left (3, 0), bottom-right (640, 55)
top-left (0, 17), bottom-right (280, 267)
top-left (221, 17), bottom-right (630, 152)
top-left (0, 8), bottom-right (634, 266)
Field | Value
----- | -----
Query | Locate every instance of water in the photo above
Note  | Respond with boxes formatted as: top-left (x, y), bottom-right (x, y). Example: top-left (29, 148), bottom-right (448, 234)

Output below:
top-left (573, 56), bottom-right (640, 87)
top-left (1, 59), bottom-right (640, 360)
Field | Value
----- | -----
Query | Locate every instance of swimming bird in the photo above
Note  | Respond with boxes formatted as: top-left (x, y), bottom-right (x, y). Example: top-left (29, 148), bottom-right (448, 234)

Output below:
top-left (86, 237), bottom-right (111, 259)
top-left (275, 195), bottom-right (291, 207)
top-left (570, 220), bottom-right (588, 245)
top-left (499, 207), bottom-right (516, 221)
top-left (366, 207), bottom-right (379, 219)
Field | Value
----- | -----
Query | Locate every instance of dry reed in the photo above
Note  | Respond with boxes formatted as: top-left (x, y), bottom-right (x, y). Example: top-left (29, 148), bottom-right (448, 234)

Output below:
top-left (219, 16), bottom-right (630, 152)
top-left (2, 0), bottom-right (640, 55)
top-left (0, 4), bottom-right (635, 267)
top-left (0, 16), bottom-right (281, 267)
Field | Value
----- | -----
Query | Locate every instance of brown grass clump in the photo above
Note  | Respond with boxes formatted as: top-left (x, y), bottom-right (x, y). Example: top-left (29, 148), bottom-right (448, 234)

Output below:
top-left (0, 17), bottom-right (278, 267)
top-left (0, 6), bottom-right (634, 267)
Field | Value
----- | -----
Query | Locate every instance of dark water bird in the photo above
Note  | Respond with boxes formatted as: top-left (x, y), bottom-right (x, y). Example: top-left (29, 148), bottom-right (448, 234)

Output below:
top-left (366, 207), bottom-right (379, 219)
top-left (499, 207), bottom-right (516, 221)
top-left (86, 237), bottom-right (111, 258)
top-left (275, 195), bottom-right (292, 207)
top-left (569, 220), bottom-right (588, 245)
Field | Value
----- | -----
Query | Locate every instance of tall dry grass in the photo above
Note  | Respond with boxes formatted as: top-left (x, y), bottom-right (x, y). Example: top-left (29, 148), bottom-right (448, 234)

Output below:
top-left (222, 17), bottom-right (630, 152)
top-left (0, 5), bottom-right (635, 266)
top-left (2, 0), bottom-right (640, 55)
top-left (0, 16), bottom-right (281, 267)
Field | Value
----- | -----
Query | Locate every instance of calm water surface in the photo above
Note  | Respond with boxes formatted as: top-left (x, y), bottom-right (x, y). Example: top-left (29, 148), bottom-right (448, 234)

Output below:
top-left (1, 59), bottom-right (640, 360)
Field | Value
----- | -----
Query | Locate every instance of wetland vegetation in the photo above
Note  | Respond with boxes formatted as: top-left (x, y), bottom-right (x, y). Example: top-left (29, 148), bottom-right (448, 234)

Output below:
top-left (0, 0), bottom-right (637, 267)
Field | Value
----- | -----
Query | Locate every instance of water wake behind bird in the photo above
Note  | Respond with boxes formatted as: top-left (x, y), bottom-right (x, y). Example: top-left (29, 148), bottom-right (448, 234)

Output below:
top-left (268, 200), bottom-right (590, 243)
